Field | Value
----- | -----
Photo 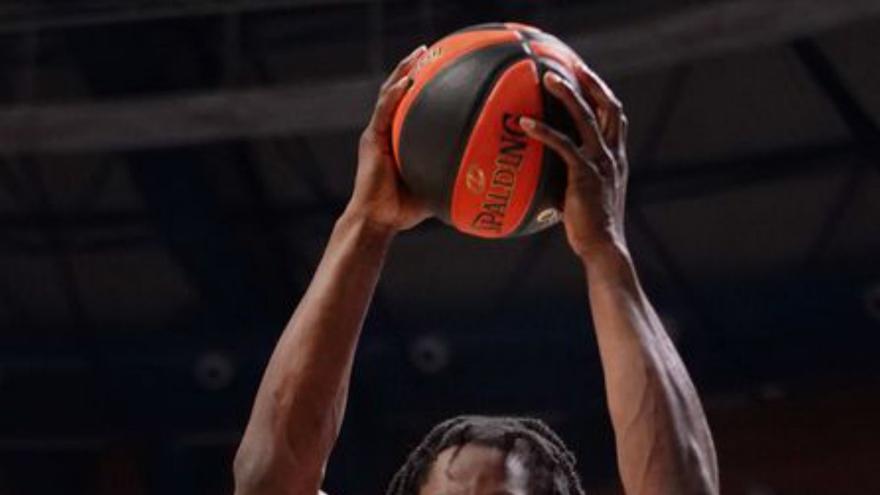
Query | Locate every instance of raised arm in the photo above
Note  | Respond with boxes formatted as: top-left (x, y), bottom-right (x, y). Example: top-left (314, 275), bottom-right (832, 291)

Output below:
top-left (520, 68), bottom-right (719, 495)
top-left (233, 46), bottom-right (429, 495)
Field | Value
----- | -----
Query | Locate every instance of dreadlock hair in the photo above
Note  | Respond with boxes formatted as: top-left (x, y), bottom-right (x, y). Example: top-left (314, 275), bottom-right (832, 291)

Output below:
top-left (386, 415), bottom-right (586, 495)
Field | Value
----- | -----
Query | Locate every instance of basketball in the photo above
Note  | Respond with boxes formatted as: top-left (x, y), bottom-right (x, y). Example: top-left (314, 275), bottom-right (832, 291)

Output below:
top-left (392, 22), bottom-right (586, 239)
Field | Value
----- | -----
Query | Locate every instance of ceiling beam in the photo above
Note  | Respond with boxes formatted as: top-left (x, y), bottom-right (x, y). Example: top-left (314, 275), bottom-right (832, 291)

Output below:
top-left (2, 0), bottom-right (879, 153)
top-left (1, 76), bottom-right (380, 152)
top-left (570, 0), bottom-right (880, 76)
top-left (0, 0), bottom-right (371, 33)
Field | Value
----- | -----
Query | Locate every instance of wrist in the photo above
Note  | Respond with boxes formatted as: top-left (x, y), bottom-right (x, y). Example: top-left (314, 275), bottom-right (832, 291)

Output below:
top-left (335, 208), bottom-right (398, 246)
top-left (580, 240), bottom-right (632, 276)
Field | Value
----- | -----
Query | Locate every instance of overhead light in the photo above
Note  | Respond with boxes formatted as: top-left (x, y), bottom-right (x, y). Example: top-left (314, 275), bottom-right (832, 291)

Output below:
top-left (408, 334), bottom-right (449, 375)
top-left (194, 350), bottom-right (235, 391)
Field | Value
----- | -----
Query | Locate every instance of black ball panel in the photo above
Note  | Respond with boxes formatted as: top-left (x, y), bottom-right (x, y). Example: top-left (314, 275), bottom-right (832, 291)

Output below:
top-left (397, 42), bottom-right (528, 222)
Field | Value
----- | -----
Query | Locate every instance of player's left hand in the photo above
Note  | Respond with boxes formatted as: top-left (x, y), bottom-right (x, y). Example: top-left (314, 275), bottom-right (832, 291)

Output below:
top-left (519, 67), bottom-right (628, 261)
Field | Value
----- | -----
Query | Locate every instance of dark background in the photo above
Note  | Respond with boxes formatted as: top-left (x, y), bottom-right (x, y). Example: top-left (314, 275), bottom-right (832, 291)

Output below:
top-left (1, 1), bottom-right (879, 494)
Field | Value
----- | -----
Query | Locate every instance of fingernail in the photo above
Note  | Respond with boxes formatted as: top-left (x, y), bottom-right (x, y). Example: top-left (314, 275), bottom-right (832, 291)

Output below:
top-left (545, 72), bottom-right (562, 84)
top-left (519, 116), bottom-right (536, 130)
top-left (412, 45), bottom-right (428, 57)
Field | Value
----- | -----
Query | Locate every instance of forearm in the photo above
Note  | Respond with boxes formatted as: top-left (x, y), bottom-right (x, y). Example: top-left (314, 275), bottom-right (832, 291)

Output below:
top-left (235, 211), bottom-right (394, 495)
top-left (584, 245), bottom-right (718, 495)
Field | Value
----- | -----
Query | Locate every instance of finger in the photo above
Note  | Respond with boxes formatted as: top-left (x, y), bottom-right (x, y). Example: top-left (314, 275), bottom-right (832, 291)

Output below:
top-left (618, 113), bottom-right (629, 150)
top-left (544, 73), bottom-right (616, 181)
top-left (574, 63), bottom-right (628, 182)
top-left (381, 45), bottom-right (427, 92)
top-left (543, 71), bottom-right (599, 149)
top-left (543, 72), bottom-right (612, 159)
top-left (616, 114), bottom-right (630, 178)
top-left (574, 63), bottom-right (622, 117)
top-left (519, 116), bottom-right (603, 179)
top-left (367, 75), bottom-right (412, 139)
top-left (574, 63), bottom-right (623, 141)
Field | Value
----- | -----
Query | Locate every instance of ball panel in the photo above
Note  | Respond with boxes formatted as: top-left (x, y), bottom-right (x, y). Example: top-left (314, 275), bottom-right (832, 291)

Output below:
top-left (503, 22), bottom-right (542, 34)
top-left (397, 43), bottom-right (528, 221)
top-left (528, 39), bottom-right (585, 80)
top-left (510, 59), bottom-right (576, 236)
top-left (453, 22), bottom-right (510, 34)
top-left (390, 23), bottom-right (592, 239)
top-left (392, 29), bottom-right (521, 167)
top-left (511, 127), bottom-right (567, 236)
top-left (450, 58), bottom-right (544, 238)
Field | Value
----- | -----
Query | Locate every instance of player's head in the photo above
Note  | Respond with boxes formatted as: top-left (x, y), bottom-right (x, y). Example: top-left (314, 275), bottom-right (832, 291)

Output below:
top-left (386, 415), bottom-right (586, 495)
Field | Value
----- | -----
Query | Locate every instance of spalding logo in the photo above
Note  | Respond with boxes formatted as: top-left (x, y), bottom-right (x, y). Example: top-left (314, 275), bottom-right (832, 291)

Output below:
top-left (471, 112), bottom-right (529, 233)
top-left (465, 165), bottom-right (486, 194)
top-left (537, 208), bottom-right (561, 225)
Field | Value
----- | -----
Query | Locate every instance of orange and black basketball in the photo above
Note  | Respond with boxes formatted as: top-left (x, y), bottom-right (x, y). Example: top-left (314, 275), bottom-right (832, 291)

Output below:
top-left (392, 22), bottom-right (585, 239)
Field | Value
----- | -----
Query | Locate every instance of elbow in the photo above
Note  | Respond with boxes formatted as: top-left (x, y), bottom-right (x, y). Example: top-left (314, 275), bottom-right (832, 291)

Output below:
top-left (697, 465), bottom-right (720, 495)
top-left (233, 435), bottom-right (324, 495)
top-left (682, 436), bottom-right (720, 495)
top-left (233, 435), bottom-right (288, 495)
top-left (687, 468), bottom-right (719, 495)
top-left (233, 438), bottom-right (272, 495)
top-left (690, 472), bottom-right (719, 495)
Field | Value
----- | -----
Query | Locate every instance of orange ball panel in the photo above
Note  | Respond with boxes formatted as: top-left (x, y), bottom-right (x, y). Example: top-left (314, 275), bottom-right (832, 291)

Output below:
top-left (392, 29), bottom-right (521, 168)
top-left (450, 58), bottom-right (544, 238)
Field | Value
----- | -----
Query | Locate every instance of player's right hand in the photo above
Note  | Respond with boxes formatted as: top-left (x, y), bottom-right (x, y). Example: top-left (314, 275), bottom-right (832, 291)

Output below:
top-left (345, 45), bottom-right (432, 233)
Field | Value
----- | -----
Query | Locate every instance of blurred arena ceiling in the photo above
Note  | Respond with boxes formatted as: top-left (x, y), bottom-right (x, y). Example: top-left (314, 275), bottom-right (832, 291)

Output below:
top-left (0, 0), bottom-right (878, 485)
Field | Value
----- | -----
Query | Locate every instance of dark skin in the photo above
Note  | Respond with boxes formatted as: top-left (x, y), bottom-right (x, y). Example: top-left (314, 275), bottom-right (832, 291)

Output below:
top-left (233, 45), bottom-right (719, 495)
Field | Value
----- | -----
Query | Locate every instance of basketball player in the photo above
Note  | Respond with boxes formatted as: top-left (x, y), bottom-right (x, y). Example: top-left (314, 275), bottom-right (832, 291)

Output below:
top-left (233, 45), bottom-right (719, 495)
